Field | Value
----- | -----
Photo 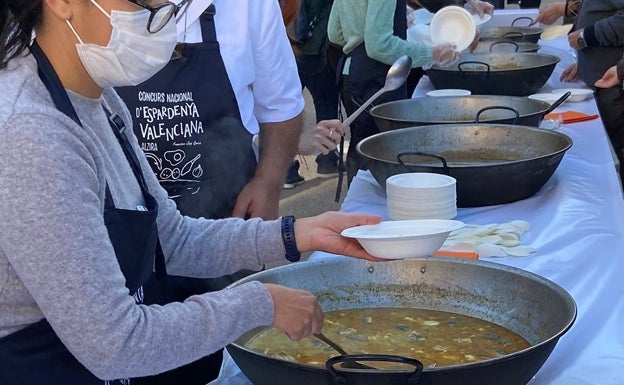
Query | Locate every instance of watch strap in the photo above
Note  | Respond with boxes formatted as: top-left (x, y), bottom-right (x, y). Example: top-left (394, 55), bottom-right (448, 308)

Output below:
top-left (281, 215), bottom-right (301, 262)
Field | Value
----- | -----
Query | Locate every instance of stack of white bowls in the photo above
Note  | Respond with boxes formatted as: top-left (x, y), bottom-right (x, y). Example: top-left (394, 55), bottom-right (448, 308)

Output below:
top-left (386, 173), bottom-right (457, 220)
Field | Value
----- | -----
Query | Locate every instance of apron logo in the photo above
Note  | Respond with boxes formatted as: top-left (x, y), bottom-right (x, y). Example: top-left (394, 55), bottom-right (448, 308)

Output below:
top-left (133, 286), bottom-right (144, 304)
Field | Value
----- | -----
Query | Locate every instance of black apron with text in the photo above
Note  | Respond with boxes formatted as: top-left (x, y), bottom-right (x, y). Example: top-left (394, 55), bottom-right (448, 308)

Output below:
top-left (0, 42), bottom-right (167, 385)
top-left (118, 6), bottom-right (258, 384)
top-left (116, 5), bottom-right (256, 220)
top-left (339, 0), bottom-right (408, 185)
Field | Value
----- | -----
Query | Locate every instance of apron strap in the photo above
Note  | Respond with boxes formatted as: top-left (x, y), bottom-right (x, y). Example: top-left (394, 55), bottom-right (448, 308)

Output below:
top-left (30, 40), bottom-right (168, 279)
top-left (200, 4), bottom-right (217, 42)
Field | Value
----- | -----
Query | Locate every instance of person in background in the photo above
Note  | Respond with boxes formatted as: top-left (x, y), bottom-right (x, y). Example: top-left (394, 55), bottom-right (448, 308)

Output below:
top-left (529, 0), bottom-right (581, 26)
top-left (115, 0), bottom-right (305, 382)
top-left (529, 0), bottom-right (582, 83)
top-left (566, 0), bottom-right (624, 185)
top-left (289, 0), bottom-right (343, 179)
top-left (328, 0), bottom-right (491, 186)
top-left (0, 1), bottom-right (383, 384)
top-left (117, 0), bottom-right (303, 222)
top-left (404, 0), bottom-right (493, 96)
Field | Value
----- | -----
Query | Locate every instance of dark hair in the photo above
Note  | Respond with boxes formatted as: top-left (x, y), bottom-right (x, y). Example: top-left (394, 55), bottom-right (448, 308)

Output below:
top-left (0, 1), bottom-right (43, 69)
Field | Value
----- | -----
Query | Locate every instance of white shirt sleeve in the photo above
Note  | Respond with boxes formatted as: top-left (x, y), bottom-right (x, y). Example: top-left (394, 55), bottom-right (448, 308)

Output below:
top-left (175, 0), bottom-right (305, 134)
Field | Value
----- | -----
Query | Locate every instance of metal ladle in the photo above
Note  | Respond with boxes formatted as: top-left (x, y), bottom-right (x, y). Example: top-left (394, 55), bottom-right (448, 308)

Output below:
top-left (314, 333), bottom-right (375, 370)
top-left (341, 55), bottom-right (413, 129)
top-left (334, 55), bottom-right (412, 203)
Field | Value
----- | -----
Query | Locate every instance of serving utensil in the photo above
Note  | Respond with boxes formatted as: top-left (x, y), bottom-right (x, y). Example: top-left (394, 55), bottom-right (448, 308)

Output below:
top-left (340, 55), bottom-right (412, 130)
top-left (334, 55), bottom-right (412, 203)
top-left (314, 333), bottom-right (376, 370)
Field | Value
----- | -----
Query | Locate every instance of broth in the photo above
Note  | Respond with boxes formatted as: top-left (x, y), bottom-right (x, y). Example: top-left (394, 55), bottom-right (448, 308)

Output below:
top-left (246, 307), bottom-right (530, 368)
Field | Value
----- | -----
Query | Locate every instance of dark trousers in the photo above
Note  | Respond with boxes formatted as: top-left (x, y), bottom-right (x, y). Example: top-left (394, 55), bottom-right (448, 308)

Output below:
top-left (298, 54), bottom-right (339, 121)
top-left (595, 86), bottom-right (624, 185)
top-left (298, 53), bottom-right (341, 167)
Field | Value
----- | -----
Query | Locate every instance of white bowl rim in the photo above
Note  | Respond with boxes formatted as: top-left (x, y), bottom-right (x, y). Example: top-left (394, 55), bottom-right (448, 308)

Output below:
top-left (551, 88), bottom-right (593, 95)
top-left (426, 89), bottom-right (472, 97)
top-left (387, 172), bottom-right (457, 189)
top-left (430, 6), bottom-right (476, 52)
top-left (341, 219), bottom-right (465, 240)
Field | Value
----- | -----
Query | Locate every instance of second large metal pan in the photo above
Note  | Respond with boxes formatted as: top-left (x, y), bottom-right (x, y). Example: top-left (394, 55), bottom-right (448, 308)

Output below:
top-left (370, 95), bottom-right (552, 131)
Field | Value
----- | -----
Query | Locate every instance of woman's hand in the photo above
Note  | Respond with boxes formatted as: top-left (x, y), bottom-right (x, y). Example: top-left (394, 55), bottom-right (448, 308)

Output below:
top-left (298, 119), bottom-right (345, 156)
top-left (465, 0), bottom-right (494, 17)
top-left (293, 211), bottom-right (384, 261)
top-left (560, 62), bottom-right (579, 82)
top-left (432, 43), bottom-right (461, 67)
top-left (595, 65), bottom-right (619, 88)
top-left (264, 283), bottom-right (323, 340)
top-left (530, 2), bottom-right (566, 26)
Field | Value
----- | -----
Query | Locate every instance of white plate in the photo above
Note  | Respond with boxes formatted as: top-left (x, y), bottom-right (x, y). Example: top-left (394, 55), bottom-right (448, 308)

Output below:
top-left (426, 89), bottom-right (472, 97)
top-left (473, 13), bottom-right (492, 26)
top-left (430, 6), bottom-right (476, 52)
top-left (528, 93), bottom-right (563, 105)
top-left (341, 219), bottom-right (465, 259)
top-left (551, 88), bottom-right (593, 102)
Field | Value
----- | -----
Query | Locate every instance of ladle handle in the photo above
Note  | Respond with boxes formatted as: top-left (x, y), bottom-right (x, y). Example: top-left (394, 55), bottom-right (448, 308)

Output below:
top-left (342, 87), bottom-right (387, 129)
top-left (314, 333), bottom-right (349, 356)
top-left (543, 91), bottom-right (571, 115)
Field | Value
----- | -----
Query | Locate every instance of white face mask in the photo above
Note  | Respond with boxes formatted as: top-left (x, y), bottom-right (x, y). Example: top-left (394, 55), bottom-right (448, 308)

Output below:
top-left (66, 0), bottom-right (177, 88)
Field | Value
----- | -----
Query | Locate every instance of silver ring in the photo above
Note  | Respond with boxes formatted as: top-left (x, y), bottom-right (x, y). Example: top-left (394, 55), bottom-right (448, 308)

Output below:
top-left (328, 129), bottom-right (334, 139)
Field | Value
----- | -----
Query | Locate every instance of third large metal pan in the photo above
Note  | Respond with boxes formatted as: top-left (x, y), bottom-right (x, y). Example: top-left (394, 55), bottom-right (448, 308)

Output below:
top-left (426, 53), bottom-right (560, 96)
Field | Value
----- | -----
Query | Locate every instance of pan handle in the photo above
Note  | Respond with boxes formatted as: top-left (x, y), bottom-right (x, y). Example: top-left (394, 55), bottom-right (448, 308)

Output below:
top-left (326, 354), bottom-right (424, 385)
top-left (489, 41), bottom-right (519, 52)
top-left (476, 106), bottom-right (520, 125)
top-left (502, 31), bottom-right (526, 40)
top-left (511, 16), bottom-right (534, 26)
top-left (457, 61), bottom-right (491, 78)
top-left (397, 151), bottom-right (450, 175)
top-left (542, 91), bottom-right (572, 116)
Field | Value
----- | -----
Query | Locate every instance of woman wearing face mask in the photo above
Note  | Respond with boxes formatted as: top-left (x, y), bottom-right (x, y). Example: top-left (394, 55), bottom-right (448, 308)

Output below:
top-left (0, 1), bottom-right (383, 384)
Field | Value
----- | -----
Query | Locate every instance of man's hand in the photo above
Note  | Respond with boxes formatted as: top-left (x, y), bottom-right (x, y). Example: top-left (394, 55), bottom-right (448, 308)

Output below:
top-left (595, 65), bottom-right (619, 88)
top-left (530, 2), bottom-right (566, 26)
top-left (568, 29), bottom-right (581, 50)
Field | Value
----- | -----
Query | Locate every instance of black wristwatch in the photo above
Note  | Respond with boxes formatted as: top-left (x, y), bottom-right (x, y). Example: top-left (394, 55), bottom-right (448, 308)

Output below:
top-left (281, 215), bottom-right (301, 262)
top-left (577, 29), bottom-right (587, 50)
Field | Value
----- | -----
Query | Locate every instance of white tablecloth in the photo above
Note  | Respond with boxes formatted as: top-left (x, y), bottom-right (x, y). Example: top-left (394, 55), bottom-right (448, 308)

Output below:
top-left (211, 34), bottom-right (624, 385)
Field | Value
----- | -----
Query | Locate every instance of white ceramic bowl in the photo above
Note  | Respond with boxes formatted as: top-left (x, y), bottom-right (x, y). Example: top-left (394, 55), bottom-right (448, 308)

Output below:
top-left (386, 173), bottom-right (457, 220)
top-left (551, 88), bottom-right (593, 102)
top-left (387, 173), bottom-right (457, 190)
top-left (426, 89), bottom-right (472, 97)
top-left (430, 6), bottom-right (476, 52)
top-left (341, 219), bottom-right (465, 259)
top-left (528, 93), bottom-right (563, 105)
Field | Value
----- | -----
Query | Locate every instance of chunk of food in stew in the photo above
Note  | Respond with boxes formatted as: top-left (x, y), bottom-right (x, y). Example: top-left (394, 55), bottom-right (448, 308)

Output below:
top-left (246, 308), bottom-right (530, 368)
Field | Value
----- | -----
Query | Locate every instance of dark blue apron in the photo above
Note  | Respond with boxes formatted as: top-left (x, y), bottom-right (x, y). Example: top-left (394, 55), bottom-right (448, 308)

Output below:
top-left (116, 5), bottom-right (256, 221)
top-left (0, 41), bottom-right (167, 385)
top-left (339, 0), bottom-right (408, 185)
